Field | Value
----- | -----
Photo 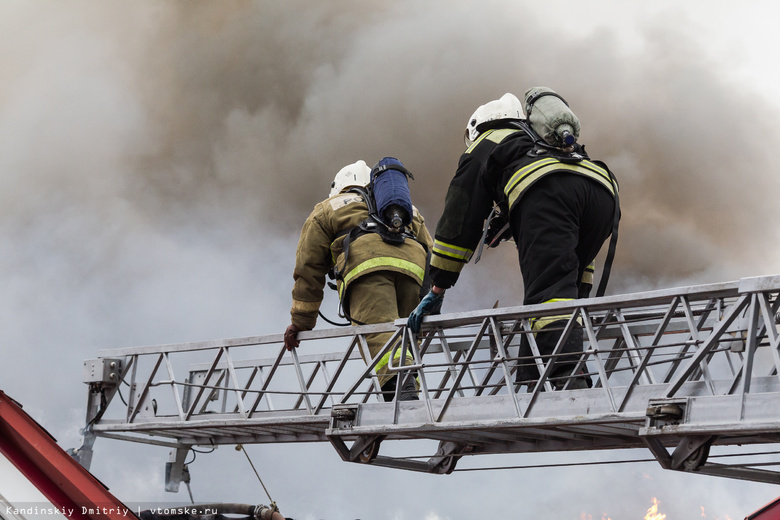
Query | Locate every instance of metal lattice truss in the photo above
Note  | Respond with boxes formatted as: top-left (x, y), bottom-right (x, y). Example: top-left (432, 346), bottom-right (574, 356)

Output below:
top-left (78, 275), bottom-right (780, 485)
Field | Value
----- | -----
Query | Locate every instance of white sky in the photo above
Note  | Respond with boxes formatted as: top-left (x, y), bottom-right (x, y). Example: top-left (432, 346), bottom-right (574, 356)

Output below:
top-left (3, 1), bottom-right (780, 520)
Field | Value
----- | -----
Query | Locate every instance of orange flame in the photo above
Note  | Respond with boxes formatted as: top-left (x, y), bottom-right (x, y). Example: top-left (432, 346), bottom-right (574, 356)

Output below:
top-left (644, 497), bottom-right (667, 520)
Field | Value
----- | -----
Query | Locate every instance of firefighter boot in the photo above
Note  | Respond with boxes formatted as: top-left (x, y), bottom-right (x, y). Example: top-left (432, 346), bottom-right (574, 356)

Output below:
top-left (380, 374), bottom-right (419, 402)
top-left (536, 319), bottom-right (592, 390)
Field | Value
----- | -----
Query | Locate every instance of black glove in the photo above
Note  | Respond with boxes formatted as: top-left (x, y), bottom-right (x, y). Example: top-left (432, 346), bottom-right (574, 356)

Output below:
top-left (407, 290), bottom-right (445, 333)
top-left (284, 324), bottom-right (301, 351)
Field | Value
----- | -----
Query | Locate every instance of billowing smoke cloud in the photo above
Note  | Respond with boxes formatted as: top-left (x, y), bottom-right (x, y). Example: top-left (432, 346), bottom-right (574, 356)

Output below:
top-left (2, 1), bottom-right (779, 519)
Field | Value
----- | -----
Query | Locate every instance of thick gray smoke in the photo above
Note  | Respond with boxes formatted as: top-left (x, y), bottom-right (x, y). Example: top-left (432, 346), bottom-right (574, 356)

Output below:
top-left (2, 1), bottom-right (780, 519)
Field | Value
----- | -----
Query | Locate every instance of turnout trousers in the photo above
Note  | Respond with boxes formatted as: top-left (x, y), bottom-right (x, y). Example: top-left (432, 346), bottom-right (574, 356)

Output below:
top-left (510, 173), bottom-right (616, 385)
top-left (346, 271), bottom-right (420, 387)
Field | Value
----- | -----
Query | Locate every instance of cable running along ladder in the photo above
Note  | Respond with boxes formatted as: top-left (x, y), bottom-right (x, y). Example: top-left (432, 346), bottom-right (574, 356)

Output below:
top-left (77, 275), bottom-right (780, 488)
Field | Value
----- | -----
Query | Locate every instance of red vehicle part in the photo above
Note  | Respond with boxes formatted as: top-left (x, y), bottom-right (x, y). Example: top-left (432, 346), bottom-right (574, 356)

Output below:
top-left (746, 497), bottom-right (780, 520)
top-left (0, 390), bottom-right (137, 520)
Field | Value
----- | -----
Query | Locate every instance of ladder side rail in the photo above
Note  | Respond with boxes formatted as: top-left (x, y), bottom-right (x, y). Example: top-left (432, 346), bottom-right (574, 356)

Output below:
top-left (418, 280), bottom-right (740, 332)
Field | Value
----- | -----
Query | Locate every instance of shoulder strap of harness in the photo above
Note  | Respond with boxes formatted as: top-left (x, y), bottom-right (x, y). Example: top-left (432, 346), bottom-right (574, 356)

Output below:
top-left (593, 159), bottom-right (620, 297)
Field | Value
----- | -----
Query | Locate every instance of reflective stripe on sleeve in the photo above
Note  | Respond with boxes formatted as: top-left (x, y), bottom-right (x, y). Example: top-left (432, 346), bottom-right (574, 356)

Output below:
top-left (430, 253), bottom-right (466, 274)
top-left (581, 262), bottom-right (595, 285)
top-left (292, 300), bottom-right (321, 313)
top-left (432, 240), bottom-right (473, 262)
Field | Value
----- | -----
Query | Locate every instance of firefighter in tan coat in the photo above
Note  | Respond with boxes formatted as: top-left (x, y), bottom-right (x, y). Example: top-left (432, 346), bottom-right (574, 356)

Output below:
top-left (284, 159), bottom-right (433, 401)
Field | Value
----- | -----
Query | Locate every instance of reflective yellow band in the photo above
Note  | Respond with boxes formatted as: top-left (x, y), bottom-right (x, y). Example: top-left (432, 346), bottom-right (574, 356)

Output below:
top-left (505, 158), bottom-right (616, 210)
top-left (581, 262), bottom-right (595, 284)
top-left (375, 349), bottom-right (414, 373)
top-left (338, 257), bottom-right (425, 297)
top-left (430, 254), bottom-right (466, 274)
top-left (466, 128), bottom-right (519, 153)
top-left (581, 270), bottom-right (594, 285)
top-left (432, 240), bottom-right (473, 262)
top-left (292, 299), bottom-right (321, 313)
top-left (531, 299), bottom-right (580, 331)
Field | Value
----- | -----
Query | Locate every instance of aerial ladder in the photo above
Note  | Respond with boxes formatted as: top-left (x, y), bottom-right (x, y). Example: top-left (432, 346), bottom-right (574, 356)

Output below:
top-left (75, 274), bottom-right (780, 491)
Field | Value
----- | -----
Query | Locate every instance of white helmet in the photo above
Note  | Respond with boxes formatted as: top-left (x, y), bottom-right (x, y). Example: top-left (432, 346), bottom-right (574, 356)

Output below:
top-left (329, 160), bottom-right (371, 197)
top-left (464, 93), bottom-right (524, 145)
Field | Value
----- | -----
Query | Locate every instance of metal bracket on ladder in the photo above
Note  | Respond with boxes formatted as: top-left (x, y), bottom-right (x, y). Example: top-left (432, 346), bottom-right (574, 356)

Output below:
top-left (165, 447), bottom-right (191, 494)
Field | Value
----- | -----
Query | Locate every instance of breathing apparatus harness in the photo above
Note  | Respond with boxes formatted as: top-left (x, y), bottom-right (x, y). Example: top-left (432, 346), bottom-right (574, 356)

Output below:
top-left (474, 116), bottom-right (621, 298)
top-left (319, 161), bottom-right (430, 326)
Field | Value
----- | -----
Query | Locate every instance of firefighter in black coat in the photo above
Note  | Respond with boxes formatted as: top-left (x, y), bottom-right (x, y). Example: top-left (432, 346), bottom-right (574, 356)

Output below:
top-left (408, 91), bottom-right (619, 389)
